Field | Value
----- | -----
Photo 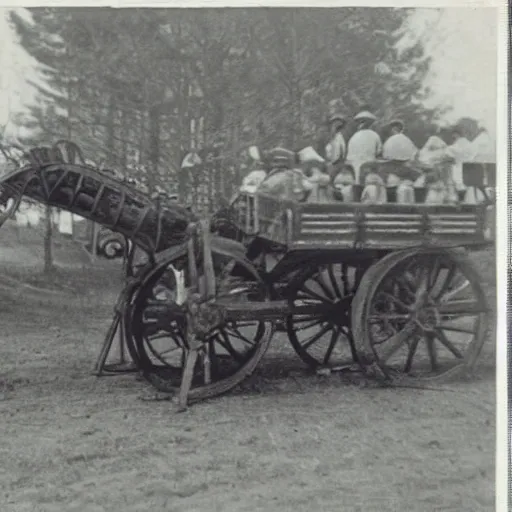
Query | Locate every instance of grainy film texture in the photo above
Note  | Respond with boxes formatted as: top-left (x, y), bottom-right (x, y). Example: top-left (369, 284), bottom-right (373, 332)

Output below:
top-left (0, 7), bottom-right (498, 511)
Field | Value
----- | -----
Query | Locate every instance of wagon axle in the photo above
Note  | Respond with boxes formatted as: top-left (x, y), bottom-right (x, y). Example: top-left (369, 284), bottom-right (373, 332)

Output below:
top-left (145, 296), bottom-right (292, 336)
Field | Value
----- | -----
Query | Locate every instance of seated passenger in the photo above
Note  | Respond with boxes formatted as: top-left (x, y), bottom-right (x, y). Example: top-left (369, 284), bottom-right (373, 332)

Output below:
top-left (471, 128), bottom-right (495, 163)
top-left (417, 135), bottom-right (449, 166)
top-left (258, 147), bottom-right (313, 202)
top-left (346, 110), bottom-right (382, 183)
top-left (445, 127), bottom-right (475, 194)
top-left (258, 168), bottom-right (314, 202)
top-left (297, 146), bottom-right (331, 203)
top-left (381, 120), bottom-right (418, 197)
top-left (415, 136), bottom-right (457, 203)
top-left (360, 167), bottom-right (387, 204)
top-left (424, 179), bottom-right (449, 204)
top-left (332, 164), bottom-right (357, 202)
top-left (240, 169), bottom-right (267, 194)
top-left (324, 112), bottom-right (347, 178)
top-left (382, 120), bottom-right (418, 162)
top-left (305, 165), bottom-right (331, 203)
top-left (396, 179), bottom-right (415, 204)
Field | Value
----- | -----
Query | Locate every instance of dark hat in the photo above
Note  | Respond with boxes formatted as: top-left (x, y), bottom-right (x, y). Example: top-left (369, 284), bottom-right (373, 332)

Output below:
top-left (265, 147), bottom-right (296, 169)
top-left (328, 113), bottom-right (346, 125)
top-left (354, 110), bottom-right (377, 122)
top-left (385, 119), bottom-right (404, 131)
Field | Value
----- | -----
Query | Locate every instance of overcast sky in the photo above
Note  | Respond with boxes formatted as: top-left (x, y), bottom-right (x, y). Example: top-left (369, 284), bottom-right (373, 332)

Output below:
top-left (0, 7), bottom-right (498, 142)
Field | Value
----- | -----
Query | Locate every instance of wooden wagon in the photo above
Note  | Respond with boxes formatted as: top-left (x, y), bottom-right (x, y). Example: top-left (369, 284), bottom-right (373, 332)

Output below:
top-left (0, 142), bottom-right (495, 409)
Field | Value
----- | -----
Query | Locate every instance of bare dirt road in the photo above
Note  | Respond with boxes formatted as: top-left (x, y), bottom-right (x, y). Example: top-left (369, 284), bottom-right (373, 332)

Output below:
top-left (0, 241), bottom-right (496, 512)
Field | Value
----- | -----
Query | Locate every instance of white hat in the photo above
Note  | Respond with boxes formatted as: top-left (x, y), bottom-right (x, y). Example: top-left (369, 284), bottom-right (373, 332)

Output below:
top-left (181, 152), bottom-right (202, 169)
top-left (240, 170), bottom-right (267, 194)
top-left (248, 145), bottom-right (261, 162)
top-left (297, 146), bottom-right (325, 163)
top-left (354, 110), bottom-right (377, 122)
top-left (422, 136), bottom-right (447, 152)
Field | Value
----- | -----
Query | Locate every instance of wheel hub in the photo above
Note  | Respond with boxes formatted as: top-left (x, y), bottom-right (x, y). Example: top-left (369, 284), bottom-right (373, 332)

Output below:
top-left (187, 296), bottom-right (226, 340)
top-left (414, 306), bottom-right (440, 332)
top-left (324, 296), bottom-right (352, 327)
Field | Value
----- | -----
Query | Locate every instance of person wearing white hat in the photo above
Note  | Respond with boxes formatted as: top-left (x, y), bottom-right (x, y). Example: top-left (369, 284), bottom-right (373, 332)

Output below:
top-left (415, 135), bottom-right (457, 204)
top-left (445, 127), bottom-right (476, 196)
top-left (297, 146), bottom-right (331, 203)
top-left (346, 110), bottom-right (382, 183)
top-left (416, 135), bottom-right (449, 167)
top-left (237, 145), bottom-right (267, 196)
top-left (325, 113), bottom-right (347, 172)
top-left (471, 128), bottom-right (495, 163)
top-left (381, 120), bottom-right (418, 204)
top-left (240, 169), bottom-right (267, 194)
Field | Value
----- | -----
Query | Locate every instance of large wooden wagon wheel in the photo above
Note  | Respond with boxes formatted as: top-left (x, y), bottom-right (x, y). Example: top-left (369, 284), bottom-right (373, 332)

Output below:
top-left (351, 247), bottom-right (490, 382)
top-left (125, 242), bottom-right (273, 403)
top-left (286, 261), bottom-right (371, 369)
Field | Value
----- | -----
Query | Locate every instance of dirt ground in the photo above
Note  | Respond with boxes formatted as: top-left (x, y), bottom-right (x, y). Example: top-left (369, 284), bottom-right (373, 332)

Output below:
top-left (0, 227), bottom-right (497, 511)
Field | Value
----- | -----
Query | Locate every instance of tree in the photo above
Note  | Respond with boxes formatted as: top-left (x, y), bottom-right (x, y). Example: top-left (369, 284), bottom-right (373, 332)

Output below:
top-left (9, 7), bottom-right (448, 213)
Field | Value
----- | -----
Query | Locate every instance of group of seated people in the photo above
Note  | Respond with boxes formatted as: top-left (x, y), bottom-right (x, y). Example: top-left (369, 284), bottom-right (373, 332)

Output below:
top-left (238, 110), bottom-right (493, 206)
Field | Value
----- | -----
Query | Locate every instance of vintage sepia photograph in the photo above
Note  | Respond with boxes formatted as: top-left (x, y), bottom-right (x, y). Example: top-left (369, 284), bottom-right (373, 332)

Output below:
top-left (0, 4), bottom-right (501, 511)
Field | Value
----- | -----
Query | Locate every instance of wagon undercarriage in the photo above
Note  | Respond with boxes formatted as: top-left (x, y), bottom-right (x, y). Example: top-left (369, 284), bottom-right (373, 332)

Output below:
top-left (0, 142), bottom-right (494, 410)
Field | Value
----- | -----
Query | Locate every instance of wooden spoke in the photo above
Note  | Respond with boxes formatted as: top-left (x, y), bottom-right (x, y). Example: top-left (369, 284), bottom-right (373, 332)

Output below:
top-left (404, 335), bottom-right (421, 373)
top-left (145, 339), bottom-right (182, 367)
top-left (428, 256), bottom-right (443, 289)
top-left (373, 324), bottom-right (416, 364)
top-left (425, 334), bottom-right (439, 372)
top-left (438, 279), bottom-right (471, 303)
top-left (300, 284), bottom-right (333, 303)
top-left (323, 328), bottom-right (340, 365)
top-left (434, 329), bottom-right (464, 359)
top-left (438, 324), bottom-right (475, 335)
top-left (375, 291), bottom-right (412, 312)
top-left (342, 264), bottom-right (351, 296)
top-left (392, 276), bottom-right (417, 302)
top-left (301, 323), bottom-right (332, 351)
top-left (368, 313), bottom-right (411, 322)
top-left (223, 325), bottom-right (258, 347)
top-left (214, 330), bottom-right (247, 364)
top-left (293, 318), bottom-right (325, 331)
top-left (314, 269), bottom-right (336, 301)
top-left (437, 299), bottom-right (486, 316)
top-left (435, 263), bottom-right (457, 300)
top-left (327, 264), bottom-right (342, 298)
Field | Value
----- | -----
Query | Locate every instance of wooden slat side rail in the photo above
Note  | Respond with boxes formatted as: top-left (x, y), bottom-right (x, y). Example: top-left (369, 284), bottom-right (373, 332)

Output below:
top-left (292, 202), bottom-right (490, 249)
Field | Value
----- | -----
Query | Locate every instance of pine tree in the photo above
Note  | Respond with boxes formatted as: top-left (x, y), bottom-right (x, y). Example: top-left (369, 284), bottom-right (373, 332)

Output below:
top-left (9, 7), bottom-right (448, 213)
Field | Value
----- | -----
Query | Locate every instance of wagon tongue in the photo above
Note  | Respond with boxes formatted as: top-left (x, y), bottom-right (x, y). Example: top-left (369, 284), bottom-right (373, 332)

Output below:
top-left (222, 300), bottom-right (291, 321)
top-left (144, 298), bottom-right (324, 325)
top-left (221, 300), bottom-right (324, 322)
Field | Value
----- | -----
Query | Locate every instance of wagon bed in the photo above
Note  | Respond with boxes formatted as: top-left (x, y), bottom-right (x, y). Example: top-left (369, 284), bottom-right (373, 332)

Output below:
top-left (233, 192), bottom-right (494, 250)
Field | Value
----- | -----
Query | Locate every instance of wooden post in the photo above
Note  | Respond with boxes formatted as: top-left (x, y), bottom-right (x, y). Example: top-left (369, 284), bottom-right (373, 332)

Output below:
top-left (91, 222), bottom-right (99, 261)
top-left (177, 219), bottom-right (216, 412)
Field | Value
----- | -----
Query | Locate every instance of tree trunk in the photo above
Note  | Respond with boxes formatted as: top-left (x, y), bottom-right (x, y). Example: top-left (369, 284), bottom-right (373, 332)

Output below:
top-left (148, 105), bottom-right (161, 193)
top-left (120, 107), bottom-right (128, 171)
top-left (66, 77), bottom-right (75, 240)
top-left (43, 205), bottom-right (54, 274)
top-left (106, 93), bottom-right (117, 168)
